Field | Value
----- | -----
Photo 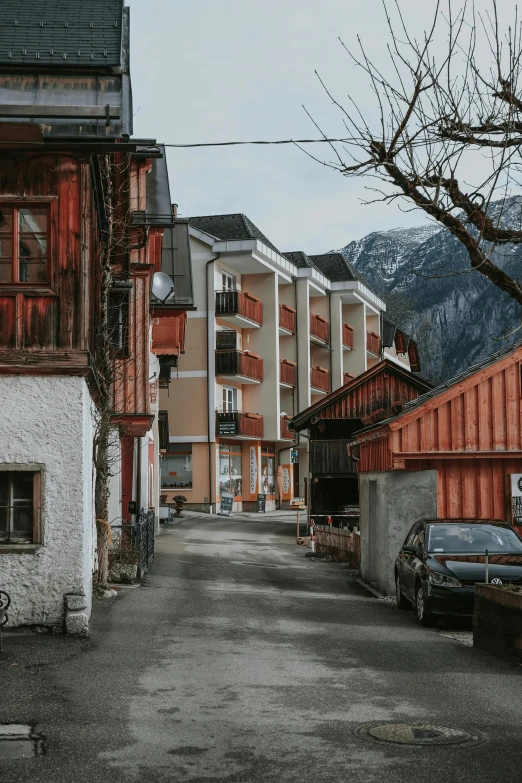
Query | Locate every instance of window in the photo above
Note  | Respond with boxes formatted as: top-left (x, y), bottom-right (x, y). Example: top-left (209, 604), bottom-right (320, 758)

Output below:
top-left (161, 445), bottom-right (192, 488)
top-left (261, 446), bottom-right (275, 496)
top-left (223, 386), bottom-right (237, 412)
top-left (222, 270), bottom-right (236, 292)
top-left (108, 290), bottom-right (130, 354)
top-left (219, 443), bottom-right (242, 498)
top-left (0, 205), bottom-right (48, 284)
top-left (0, 470), bottom-right (40, 544)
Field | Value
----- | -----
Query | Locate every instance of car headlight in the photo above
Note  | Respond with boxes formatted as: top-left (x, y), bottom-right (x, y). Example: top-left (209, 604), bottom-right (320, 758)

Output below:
top-left (428, 571), bottom-right (462, 588)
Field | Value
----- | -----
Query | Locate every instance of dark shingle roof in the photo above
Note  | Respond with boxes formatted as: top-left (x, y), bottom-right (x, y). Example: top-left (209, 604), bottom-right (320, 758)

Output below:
top-left (356, 337), bottom-right (522, 436)
top-left (283, 251), bottom-right (315, 269)
top-left (0, 0), bottom-right (124, 67)
top-left (188, 214), bottom-right (281, 255)
top-left (308, 252), bottom-right (359, 282)
top-left (382, 318), bottom-right (396, 348)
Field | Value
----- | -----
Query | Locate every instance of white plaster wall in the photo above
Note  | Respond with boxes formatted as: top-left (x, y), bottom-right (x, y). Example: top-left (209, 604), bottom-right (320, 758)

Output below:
top-left (359, 470), bottom-right (437, 596)
top-left (0, 376), bottom-right (95, 628)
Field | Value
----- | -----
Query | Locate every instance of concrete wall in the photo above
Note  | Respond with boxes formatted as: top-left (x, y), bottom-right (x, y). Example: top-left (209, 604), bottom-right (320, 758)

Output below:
top-left (359, 469), bottom-right (437, 595)
top-left (0, 376), bottom-right (95, 629)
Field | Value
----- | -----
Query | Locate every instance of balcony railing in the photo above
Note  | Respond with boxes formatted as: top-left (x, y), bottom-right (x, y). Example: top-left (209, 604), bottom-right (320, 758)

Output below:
top-left (311, 366), bottom-right (330, 392)
top-left (343, 323), bottom-right (355, 349)
top-left (366, 331), bottom-right (381, 355)
top-left (280, 359), bottom-right (297, 386)
top-left (343, 372), bottom-right (355, 385)
top-left (310, 313), bottom-right (329, 343)
top-left (215, 350), bottom-right (264, 381)
top-left (215, 290), bottom-right (263, 325)
top-left (279, 303), bottom-right (296, 333)
top-left (280, 415), bottom-right (294, 440)
top-left (216, 411), bottom-right (264, 438)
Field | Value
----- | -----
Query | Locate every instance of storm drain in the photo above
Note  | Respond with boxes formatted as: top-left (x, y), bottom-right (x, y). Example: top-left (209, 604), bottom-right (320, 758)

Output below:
top-left (0, 725), bottom-right (45, 758)
top-left (354, 722), bottom-right (485, 748)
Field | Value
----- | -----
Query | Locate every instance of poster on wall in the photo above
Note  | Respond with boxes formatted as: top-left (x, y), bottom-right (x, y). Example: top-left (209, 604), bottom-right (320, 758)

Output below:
top-left (256, 494), bottom-right (266, 513)
top-left (282, 465), bottom-right (292, 501)
top-left (510, 474), bottom-right (522, 525)
top-left (249, 446), bottom-right (258, 499)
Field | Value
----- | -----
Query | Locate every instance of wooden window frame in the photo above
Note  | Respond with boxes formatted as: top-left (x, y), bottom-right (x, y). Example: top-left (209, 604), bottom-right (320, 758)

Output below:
top-left (0, 199), bottom-right (54, 290)
top-left (0, 464), bottom-right (43, 552)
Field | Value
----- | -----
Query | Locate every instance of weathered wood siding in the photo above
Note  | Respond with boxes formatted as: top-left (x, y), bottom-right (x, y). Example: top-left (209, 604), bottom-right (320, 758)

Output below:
top-left (319, 370), bottom-right (424, 420)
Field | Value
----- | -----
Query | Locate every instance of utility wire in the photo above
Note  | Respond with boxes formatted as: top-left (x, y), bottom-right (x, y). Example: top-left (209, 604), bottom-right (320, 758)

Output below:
top-left (163, 138), bottom-right (349, 148)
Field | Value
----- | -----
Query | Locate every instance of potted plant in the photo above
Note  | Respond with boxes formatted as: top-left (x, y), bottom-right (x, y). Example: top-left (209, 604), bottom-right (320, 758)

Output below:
top-left (160, 494), bottom-right (168, 505)
top-left (173, 494), bottom-right (187, 517)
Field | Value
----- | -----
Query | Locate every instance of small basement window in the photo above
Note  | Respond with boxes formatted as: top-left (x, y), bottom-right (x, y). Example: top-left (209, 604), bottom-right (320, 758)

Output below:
top-left (0, 470), bottom-right (41, 545)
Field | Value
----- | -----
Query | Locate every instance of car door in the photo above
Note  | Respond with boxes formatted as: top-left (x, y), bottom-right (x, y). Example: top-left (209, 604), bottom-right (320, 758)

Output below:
top-left (398, 523), bottom-right (421, 601)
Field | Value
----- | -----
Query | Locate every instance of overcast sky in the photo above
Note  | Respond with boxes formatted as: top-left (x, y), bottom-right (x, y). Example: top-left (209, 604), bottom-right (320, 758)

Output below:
top-left (130, 0), bottom-right (518, 255)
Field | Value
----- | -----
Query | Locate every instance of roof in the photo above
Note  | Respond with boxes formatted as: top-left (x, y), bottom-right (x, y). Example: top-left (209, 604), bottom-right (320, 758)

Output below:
top-left (0, 0), bottom-right (124, 68)
top-left (283, 251), bottom-right (315, 269)
top-left (289, 359), bottom-right (433, 431)
top-left (188, 214), bottom-right (281, 255)
top-left (382, 318), bottom-right (396, 348)
top-left (131, 145), bottom-right (175, 228)
top-left (356, 337), bottom-right (522, 437)
top-left (309, 252), bottom-right (379, 297)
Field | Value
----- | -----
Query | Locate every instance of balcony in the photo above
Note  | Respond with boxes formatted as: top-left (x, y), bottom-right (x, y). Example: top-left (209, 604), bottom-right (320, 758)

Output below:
top-left (280, 415), bottom-right (294, 440)
top-left (311, 366), bottom-right (330, 393)
top-left (279, 303), bottom-right (296, 335)
top-left (366, 330), bottom-right (381, 356)
top-left (216, 411), bottom-right (264, 439)
top-left (215, 290), bottom-right (262, 328)
top-left (280, 359), bottom-right (297, 387)
top-left (310, 313), bottom-right (329, 345)
top-left (343, 372), bottom-right (355, 385)
top-left (215, 350), bottom-right (263, 383)
top-left (343, 323), bottom-right (355, 350)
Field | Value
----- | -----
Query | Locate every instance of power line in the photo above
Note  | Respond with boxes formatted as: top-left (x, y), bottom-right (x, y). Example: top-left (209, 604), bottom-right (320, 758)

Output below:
top-left (163, 138), bottom-right (349, 148)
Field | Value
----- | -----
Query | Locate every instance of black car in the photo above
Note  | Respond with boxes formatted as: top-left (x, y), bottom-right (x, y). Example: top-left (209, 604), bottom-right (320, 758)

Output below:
top-left (395, 518), bottom-right (522, 625)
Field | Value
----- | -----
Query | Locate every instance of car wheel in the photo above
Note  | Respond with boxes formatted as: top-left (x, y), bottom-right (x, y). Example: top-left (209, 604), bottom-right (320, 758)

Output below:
top-left (416, 583), bottom-right (436, 627)
top-left (396, 575), bottom-right (410, 609)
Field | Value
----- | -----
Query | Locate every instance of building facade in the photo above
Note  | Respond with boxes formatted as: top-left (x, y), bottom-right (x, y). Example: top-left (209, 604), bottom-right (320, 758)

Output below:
top-left (160, 214), bottom-right (419, 513)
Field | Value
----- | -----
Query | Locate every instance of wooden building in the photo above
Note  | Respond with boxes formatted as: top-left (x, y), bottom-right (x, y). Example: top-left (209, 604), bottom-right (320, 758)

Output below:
top-left (353, 340), bottom-right (522, 595)
top-left (289, 360), bottom-right (432, 517)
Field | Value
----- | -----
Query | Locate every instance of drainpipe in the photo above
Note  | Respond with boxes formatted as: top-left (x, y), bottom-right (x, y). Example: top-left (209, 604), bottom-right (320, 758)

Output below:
top-left (206, 254), bottom-right (219, 512)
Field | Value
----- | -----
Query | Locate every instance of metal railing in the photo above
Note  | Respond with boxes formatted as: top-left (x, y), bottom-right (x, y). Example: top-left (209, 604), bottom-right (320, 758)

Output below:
top-left (215, 290), bottom-right (263, 325)
top-left (215, 350), bottom-right (264, 381)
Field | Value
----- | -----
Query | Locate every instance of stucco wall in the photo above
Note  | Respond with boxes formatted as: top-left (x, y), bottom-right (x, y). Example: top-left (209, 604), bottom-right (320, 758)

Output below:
top-left (359, 469), bottom-right (437, 595)
top-left (0, 376), bottom-right (95, 628)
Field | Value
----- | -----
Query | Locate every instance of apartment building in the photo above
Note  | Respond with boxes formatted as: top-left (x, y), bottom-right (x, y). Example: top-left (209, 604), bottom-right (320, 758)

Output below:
top-left (160, 214), bottom-right (420, 513)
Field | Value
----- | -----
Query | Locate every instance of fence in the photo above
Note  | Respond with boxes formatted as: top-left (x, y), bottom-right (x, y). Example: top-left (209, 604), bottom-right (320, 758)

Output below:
top-left (110, 509), bottom-right (155, 581)
top-left (313, 524), bottom-right (360, 567)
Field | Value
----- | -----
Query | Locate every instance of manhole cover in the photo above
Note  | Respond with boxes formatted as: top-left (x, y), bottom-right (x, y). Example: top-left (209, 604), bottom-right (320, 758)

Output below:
top-left (0, 725), bottom-right (45, 758)
top-left (354, 722), bottom-right (485, 748)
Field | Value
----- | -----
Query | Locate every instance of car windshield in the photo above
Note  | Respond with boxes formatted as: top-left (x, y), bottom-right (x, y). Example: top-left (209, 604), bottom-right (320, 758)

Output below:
top-left (426, 524), bottom-right (522, 553)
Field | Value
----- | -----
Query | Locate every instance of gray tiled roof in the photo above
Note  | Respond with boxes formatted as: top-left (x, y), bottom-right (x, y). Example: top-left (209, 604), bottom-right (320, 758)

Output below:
top-left (283, 251), bottom-right (315, 269)
top-left (0, 0), bottom-right (124, 67)
top-left (357, 337), bottom-right (522, 436)
top-left (188, 214), bottom-right (281, 255)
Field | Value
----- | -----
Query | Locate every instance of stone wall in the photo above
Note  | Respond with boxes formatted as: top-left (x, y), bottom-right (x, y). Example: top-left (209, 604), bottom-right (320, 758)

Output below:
top-left (359, 469), bottom-right (437, 595)
top-left (0, 376), bottom-right (95, 631)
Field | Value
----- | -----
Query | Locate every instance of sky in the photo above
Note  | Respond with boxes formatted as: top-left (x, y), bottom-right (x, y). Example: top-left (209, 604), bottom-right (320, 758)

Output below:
top-left (129, 0), bottom-right (519, 255)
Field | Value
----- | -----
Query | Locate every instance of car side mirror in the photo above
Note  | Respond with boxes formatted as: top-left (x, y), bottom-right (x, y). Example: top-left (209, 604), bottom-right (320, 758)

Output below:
top-left (402, 544), bottom-right (418, 555)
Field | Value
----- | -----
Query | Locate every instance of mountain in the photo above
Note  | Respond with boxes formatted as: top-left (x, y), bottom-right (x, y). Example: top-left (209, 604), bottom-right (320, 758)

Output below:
top-left (338, 196), bottom-right (522, 382)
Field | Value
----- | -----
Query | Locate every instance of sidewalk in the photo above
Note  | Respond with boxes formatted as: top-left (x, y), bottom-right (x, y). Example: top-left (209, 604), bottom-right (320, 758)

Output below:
top-left (178, 509), bottom-right (301, 522)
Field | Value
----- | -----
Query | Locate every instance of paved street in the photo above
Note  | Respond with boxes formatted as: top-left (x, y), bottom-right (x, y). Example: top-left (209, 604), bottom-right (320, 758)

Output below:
top-left (2, 515), bottom-right (522, 782)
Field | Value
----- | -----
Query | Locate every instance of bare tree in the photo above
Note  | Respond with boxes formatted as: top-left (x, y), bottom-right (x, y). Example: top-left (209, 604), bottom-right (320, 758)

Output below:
top-left (307, 0), bottom-right (522, 305)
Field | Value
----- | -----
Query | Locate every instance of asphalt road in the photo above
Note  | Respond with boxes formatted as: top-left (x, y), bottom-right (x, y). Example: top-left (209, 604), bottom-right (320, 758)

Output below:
top-left (2, 515), bottom-right (522, 782)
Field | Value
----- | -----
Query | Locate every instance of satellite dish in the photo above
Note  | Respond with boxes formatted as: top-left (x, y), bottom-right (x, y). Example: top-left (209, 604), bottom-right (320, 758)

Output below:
top-left (149, 353), bottom-right (161, 383)
top-left (152, 272), bottom-right (174, 303)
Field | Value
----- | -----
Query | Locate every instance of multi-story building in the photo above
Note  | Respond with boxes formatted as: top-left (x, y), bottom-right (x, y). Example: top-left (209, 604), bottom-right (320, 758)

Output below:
top-left (160, 214), bottom-right (420, 513)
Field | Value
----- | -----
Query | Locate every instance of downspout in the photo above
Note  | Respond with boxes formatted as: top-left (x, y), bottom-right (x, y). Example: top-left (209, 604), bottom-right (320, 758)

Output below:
top-left (206, 254), bottom-right (219, 512)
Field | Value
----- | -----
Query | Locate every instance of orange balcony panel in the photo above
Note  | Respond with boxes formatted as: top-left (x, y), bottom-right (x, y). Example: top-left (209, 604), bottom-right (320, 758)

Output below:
top-left (310, 313), bottom-right (329, 343)
top-left (343, 324), bottom-right (355, 349)
top-left (279, 304), bottom-right (296, 334)
top-left (366, 331), bottom-right (381, 356)
top-left (311, 366), bottom-right (329, 392)
top-left (152, 312), bottom-right (187, 355)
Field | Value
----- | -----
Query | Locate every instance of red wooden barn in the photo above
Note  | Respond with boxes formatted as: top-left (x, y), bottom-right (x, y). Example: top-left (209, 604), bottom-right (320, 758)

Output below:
top-left (352, 341), bottom-right (522, 594)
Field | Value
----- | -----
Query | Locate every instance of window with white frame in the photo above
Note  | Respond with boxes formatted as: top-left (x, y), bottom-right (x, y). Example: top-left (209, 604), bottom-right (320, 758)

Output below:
top-left (222, 270), bottom-right (236, 292)
top-left (0, 469), bottom-right (41, 545)
top-left (222, 386), bottom-right (237, 412)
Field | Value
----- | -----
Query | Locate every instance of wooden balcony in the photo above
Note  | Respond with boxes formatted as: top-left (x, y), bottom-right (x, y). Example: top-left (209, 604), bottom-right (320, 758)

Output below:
top-left (216, 411), bottom-right (264, 439)
top-left (311, 366), bottom-right (330, 393)
top-left (343, 372), bottom-right (355, 385)
top-left (280, 415), bottom-right (294, 440)
top-left (343, 323), bottom-right (355, 350)
top-left (279, 303), bottom-right (296, 334)
top-left (366, 330), bottom-right (381, 356)
top-left (215, 350), bottom-right (263, 383)
top-left (310, 313), bottom-right (329, 344)
top-left (280, 359), bottom-right (297, 387)
top-left (215, 290), bottom-right (262, 327)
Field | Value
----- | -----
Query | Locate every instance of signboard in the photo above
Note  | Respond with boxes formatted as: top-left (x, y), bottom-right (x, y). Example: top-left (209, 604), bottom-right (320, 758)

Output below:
top-left (219, 491), bottom-right (234, 515)
top-left (282, 465), bottom-right (291, 500)
top-left (510, 474), bottom-right (522, 525)
top-left (291, 449), bottom-right (298, 464)
top-left (218, 419), bottom-right (237, 436)
top-left (256, 493), bottom-right (266, 513)
top-left (290, 497), bottom-right (306, 509)
top-left (249, 446), bottom-right (258, 497)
